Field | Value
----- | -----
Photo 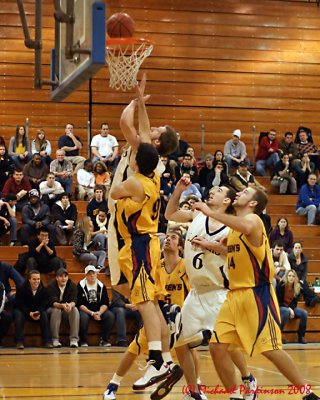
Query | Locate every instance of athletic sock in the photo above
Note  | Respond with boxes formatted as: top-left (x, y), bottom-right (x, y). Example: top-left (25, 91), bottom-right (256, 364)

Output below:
top-left (148, 350), bottom-right (164, 370)
top-left (162, 351), bottom-right (173, 364)
top-left (110, 373), bottom-right (122, 386)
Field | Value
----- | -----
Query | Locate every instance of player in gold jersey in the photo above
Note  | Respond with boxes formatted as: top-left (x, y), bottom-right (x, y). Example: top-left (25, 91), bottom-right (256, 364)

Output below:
top-left (194, 186), bottom-right (320, 400)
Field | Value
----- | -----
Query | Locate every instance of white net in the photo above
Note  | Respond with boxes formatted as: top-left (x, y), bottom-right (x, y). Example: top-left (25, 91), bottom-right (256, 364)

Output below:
top-left (106, 40), bottom-right (153, 91)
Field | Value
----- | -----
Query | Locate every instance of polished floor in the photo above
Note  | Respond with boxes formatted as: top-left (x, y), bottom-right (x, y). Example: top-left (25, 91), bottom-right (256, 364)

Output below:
top-left (0, 344), bottom-right (319, 399)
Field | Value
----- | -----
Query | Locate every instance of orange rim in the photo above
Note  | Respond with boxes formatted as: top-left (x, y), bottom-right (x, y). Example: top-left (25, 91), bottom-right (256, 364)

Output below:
top-left (106, 37), bottom-right (153, 49)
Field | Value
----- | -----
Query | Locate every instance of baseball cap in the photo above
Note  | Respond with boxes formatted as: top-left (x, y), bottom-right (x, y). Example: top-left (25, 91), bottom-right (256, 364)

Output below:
top-left (3, 193), bottom-right (17, 202)
top-left (233, 129), bottom-right (241, 139)
top-left (29, 189), bottom-right (40, 198)
top-left (239, 161), bottom-right (247, 167)
top-left (85, 265), bottom-right (97, 274)
top-left (56, 268), bottom-right (68, 277)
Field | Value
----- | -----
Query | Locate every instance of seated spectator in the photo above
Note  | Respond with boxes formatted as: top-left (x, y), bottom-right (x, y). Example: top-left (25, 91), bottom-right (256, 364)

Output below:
top-left (255, 129), bottom-right (280, 176)
top-left (0, 194), bottom-right (17, 246)
top-left (1, 168), bottom-right (31, 211)
top-left (20, 189), bottom-right (55, 245)
top-left (77, 265), bottom-right (115, 347)
top-left (72, 216), bottom-right (106, 270)
top-left (0, 144), bottom-right (14, 192)
top-left (175, 153), bottom-right (199, 185)
top-left (47, 268), bottom-right (79, 348)
top-left (91, 122), bottom-right (119, 173)
top-left (8, 125), bottom-right (31, 169)
top-left (296, 129), bottom-right (320, 172)
top-left (269, 217), bottom-right (294, 253)
top-left (77, 159), bottom-right (95, 201)
top-left (168, 131), bottom-right (189, 172)
top-left (278, 131), bottom-right (299, 165)
top-left (160, 155), bottom-right (175, 185)
top-left (294, 153), bottom-right (315, 188)
top-left (51, 192), bottom-right (78, 245)
top-left (223, 129), bottom-right (250, 173)
top-left (0, 281), bottom-right (12, 347)
top-left (230, 161), bottom-right (266, 193)
top-left (31, 129), bottom-right (52, 165)
top-left (93, 161), bottom-right (111, 196)
top-left (87, 185), bottom-right (108, 223)
top-left (13, 269), bottom-right (52, 349)
top-left (179, 172), bottom-right (202, 201)
top-left (0, 260), bottom-right (24, 304)
top-left (110, 288), bottom-right (141, 347)
top-left (288, 242), bottom-right (320, 307)
top-left (50, 149), bottom-right (73, 194)
top-left (23, 153), bottom-right (48, 190)
top-left (185, 146), bottom-right (199, 168)
top-left (271, 241), bottom-right (291, 288)
top-left (25, 227), bottom-right (64, 273)
top-left (296, 173), bottom-right (320, 225)
top-left (202, 162), bottom-right (229, 200)
top-left (39, 172), bottom-right (64, 208)
top-left (276, 269), bottom-right (308, 344)
top-left (213, 149), bottom-right (228, 174)
top-left (198, 154), bottom-right (214, 192)
top-left (270, 154), bottom-right (297, 195)
top-left (92, 208), bottom-right (108, 242)
top-left (58, 123), bottom-right (85, 173)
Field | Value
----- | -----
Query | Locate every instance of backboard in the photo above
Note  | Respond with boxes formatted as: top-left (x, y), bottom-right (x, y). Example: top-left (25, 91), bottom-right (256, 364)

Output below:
top-left (51, 0), bottom-right (106, 102)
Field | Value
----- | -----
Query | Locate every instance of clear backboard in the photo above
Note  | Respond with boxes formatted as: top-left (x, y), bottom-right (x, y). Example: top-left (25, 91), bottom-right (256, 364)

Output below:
top-left (51, 0), bottom-right (106, 102)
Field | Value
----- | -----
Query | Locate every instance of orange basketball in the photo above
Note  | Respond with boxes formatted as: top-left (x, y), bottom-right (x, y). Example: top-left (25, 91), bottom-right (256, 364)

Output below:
top-left (107, 12), bottom-right (135, 38)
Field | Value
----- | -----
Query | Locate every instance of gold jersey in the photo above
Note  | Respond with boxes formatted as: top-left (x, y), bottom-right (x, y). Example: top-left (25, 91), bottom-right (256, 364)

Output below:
top-left (226, 217), bottom-right (274, 290)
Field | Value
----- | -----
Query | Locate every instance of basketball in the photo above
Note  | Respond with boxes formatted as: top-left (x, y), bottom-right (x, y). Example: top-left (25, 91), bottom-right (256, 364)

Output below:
top-left (107, 13), bottom-right (135, 38)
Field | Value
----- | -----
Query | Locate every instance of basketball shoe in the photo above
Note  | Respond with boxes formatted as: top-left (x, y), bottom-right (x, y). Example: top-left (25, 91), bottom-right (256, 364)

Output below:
top-left (132, 361), bottom-right (170, 390)
top-left (242, 374), bottom-right (258, 400)
top-left (102, 382), bottom-right (118, 400)
top-left (150, 362), bottom-right (183, 400)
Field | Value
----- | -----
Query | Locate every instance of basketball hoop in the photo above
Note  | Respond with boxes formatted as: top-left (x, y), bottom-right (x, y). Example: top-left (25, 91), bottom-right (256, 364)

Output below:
top-left (106, 38), bottom-right (153, 91)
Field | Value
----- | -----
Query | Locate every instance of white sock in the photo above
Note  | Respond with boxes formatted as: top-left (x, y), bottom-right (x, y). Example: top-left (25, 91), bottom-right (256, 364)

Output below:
top-left (162, 352), bottom-right (173, 363)
top-left (110, 373), bottom-right (122, 386)
top-left (148, 341), bottom-right (162, 351)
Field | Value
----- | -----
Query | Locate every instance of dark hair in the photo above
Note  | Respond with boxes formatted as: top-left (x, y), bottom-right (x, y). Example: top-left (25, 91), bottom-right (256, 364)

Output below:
top-left (28, 269), bottom-right (40, 279)
top-left (15, 125), bottom-right (28, 148)
top-left (36, 226), bottom-right (49, 235)
top-left (224, 186), bottom-right (237, 215)
top-left (273, 241), bottom-right (284, 248)
top-left (157, 125), bottom-right (178, 156)
top-left (84, 159), bottom-right (93, 167)
top-left (251, 187), bottom-right (268, 215)
top-left (94, 184), bottom-right (106, 193)
top-left (13, 168), bottom-right (23, 174)
top-left (284, 131), bottom-right (293, 137)
top-left (100, 122), bottom-right (109, 128)
top-left (94, 160), bottom-right (108, 174)
top-left (166, 229), bottom-right (185, 248)
top-left (183, 153), bottom-right (192, 159)
top-left (276, 217), bottom-right (289, 231)
top-left (179, 200), bottom-right (190, 209)
top-left (65, 123), bottom-right (74, 128)
top-left (136, 143), bottom-right (159, 176)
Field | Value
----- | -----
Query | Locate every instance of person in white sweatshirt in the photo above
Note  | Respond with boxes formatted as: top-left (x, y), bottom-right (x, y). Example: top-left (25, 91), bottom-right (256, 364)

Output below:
top-left (77, 159), bottom-right (95, 200)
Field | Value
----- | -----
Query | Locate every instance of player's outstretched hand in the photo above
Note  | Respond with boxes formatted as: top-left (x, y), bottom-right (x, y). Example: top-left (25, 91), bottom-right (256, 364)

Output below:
top-left (136, 73), bottom-right (150, 103)
top-left (192, 201), bottom-right (212, 216)
top-left (175, 176), bottom-right (191, 192)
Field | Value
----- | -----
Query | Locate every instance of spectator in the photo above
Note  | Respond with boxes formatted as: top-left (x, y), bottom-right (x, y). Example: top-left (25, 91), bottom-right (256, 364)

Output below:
top-left (185, 146), bottom-right (199, 168)
top-left (294, 153), bottom-right (315, 188)
top-left (278, 131), bottom-right (299, 165)
top-left (110, 288), bottom-right (141, 347)
top-left (296, 173), bottom-right (320, 225)
top-left (296, 129), bottom-right (320, 172)
top-left (0, 144), bottom-right (14, 192)
top-left (87, 185), bottom-right (108, 223)
top-left (202, 162), bottom-right (230, 200)
top-left (76, 159), bottom-right (95, 201)
top-left (271, 241), bottom-right (291, 288)
top-left (93, 161), bottom-right (111, 196)
top-left (0, 194), bottom-right (18, 246)
top-left (50, 149), bottom-right (73, 194)
top-left (51, 192), bottom-right (77, 245)
top-left (179, 172), bottom-right (202, 201)
top-left (23, 153), bottom-right (48, 189)
top-left (72, 216), bottom-right (106, 270)
top-left (255, 129), bottom-right (280, 176)
top-left (47, 268), bottom-right (79, 348)
top-left (13, 269), bottom-right (52, 349)
top-left (230, 161), bottom-right (266, 193)
top-left (91, 122), bottom-right (119, 173)
top-left (8, 125), bottom-right (31, 169)
top-left (31, 129), bottom-right (52, 165)
top-left (20, 189), bottom-right (55, 245)
top-left (25, 227), bottom-right (64, 273)
top-left (198, 154), bottom-right (215, 192)
top-left (0, 260), bottom-right (24, 303)
top-left (213, 149), bottom-right (228, 175)
top-left (58, 123), bottom-right (85, 173)
top-left (276, 269), bottom-right (308, 344)
top-left (175, 153), bottom-right (199, 185)
top-left (77, 265), bottom-right (115, 347)
top-left (223, 129), bottom-right (250, 173)
top-left (288, 242), bottom-right (320, 307)
top-left (39, 172), bottom-right (64, 208)
top-left (0, 281), bottom-right (12, 347)
top-left (168, 131), bottom-right (189, 169)
top-left (1, 168), bottom-right (31, 211)
top-left (269, 217), bottom-right (294, 253)
top-left (92, 208), bottom-right (108, 239)
top-left (270, 153), bottom-right (297, 195)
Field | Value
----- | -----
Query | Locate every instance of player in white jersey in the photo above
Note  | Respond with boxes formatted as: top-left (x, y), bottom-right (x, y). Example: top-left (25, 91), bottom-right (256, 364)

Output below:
top-left (164, 179), bottom-right (258, 400)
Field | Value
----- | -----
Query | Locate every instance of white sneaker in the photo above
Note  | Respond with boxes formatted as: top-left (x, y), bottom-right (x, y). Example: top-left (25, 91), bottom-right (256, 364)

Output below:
top-left (132, 361), bottom-right (170, 390)
top-left (242, 374), bottom-right (258, 400)
top-left (150, 363), bottom-right (183, 400)
top-left (52, 340), bottom-right (62, 348)
top-left (103, 382), bottom-right (118, 400)
top-left (70, 339), bottom-right (78, 348)
top-left (80, 342), bottom-right (88, 347)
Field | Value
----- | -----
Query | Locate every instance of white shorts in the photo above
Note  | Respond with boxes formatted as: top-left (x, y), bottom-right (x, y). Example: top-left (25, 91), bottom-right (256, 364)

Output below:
top-left (176, 287), bottom-right (227, 347)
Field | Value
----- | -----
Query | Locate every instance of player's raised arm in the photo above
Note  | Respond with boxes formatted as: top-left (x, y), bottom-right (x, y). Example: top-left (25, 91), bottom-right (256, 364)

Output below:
top-left (165, 177), bottom-right (194, 223)
top-left (119, 99), bottom-right (139, 148)
top-left (136, 73), bottom-right (152, 144)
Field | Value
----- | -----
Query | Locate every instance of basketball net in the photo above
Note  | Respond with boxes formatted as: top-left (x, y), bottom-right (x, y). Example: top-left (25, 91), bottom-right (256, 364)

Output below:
top-left (106, 38), bottom-right (153, 91)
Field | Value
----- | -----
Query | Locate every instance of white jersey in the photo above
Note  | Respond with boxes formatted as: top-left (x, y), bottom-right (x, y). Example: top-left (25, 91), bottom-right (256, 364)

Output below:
top-left (184, 212), bottom-right (229, 290)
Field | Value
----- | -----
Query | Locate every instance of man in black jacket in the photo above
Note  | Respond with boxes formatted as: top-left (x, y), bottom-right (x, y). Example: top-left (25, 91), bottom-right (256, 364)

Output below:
top-left (51, 192), bottom-right (78, 245)
top-left (47, 268), bottom-right (79, 348)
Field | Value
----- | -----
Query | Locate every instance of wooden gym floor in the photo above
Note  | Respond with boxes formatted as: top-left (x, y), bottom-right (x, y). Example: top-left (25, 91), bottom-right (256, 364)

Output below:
top-left (0, 345), bottom-right (319, 399)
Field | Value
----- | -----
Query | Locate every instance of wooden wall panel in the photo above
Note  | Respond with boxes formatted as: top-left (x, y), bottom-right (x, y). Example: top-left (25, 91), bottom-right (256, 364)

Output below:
top-left (1, 0), bottom-right (320, 161)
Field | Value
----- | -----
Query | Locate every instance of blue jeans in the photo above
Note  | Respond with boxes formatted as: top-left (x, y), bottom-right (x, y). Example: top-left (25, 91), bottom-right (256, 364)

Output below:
top-left (296, 204), bottom-right (320, 225)
top-left (111, 306), bottom-right (141, 343)
top-left (13, 308), bottom-right (52, 344)
top-left (255, 153), bottom-right (280, 176)
top-left (79, 309), bottom-right (115, 344)
top-left (55, 176), bottom-right (73, 194)
top-left (280, 306), bottom-right (308, 337)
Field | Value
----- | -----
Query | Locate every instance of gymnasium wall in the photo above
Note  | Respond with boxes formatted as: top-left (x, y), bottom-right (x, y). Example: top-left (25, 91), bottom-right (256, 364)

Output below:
top-left (1, 0), bottom-right (320, 160)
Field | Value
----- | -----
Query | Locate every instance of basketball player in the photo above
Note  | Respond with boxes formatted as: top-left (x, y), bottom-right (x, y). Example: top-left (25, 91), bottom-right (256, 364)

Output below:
top-left (193, 186), bottom-right (319, 400)
top-left (103, 230), bottom-right (189, 400)
top-left (108, 74), bottom-right (178, 297)
top-left (163, 179), bottom-right (258, 400)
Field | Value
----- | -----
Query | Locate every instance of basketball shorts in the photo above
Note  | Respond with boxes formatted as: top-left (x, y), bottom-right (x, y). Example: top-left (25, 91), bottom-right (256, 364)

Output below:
top-left (176, 287), bottom-right (227, 347)
top-left (211, 285), bottom-right (282, 356)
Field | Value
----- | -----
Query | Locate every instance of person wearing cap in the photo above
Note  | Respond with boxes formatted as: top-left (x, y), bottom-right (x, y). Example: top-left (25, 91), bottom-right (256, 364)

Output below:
top-left (175, 153), bottom-right (199, 185)
top-left (77, 265), bottom-right (115, 347)
top-left (1, 168), bottom-right (32, 211)
top-left (20, 188), bottom-right (55, 245)
top-left (230, 161), bottom-right (266, 193)
top-left (47, 268), bottom-right (79, 348)
top-left (51, 192), bottom-right (78, 245)
top-left (223, 129), bottom-right (250, 174)
top-left (0, 193), bottom-right (18, 246)
top-left (255, 129), bottom-right (280, 176)
top-left (198, 153), bottom-right (215, 192)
